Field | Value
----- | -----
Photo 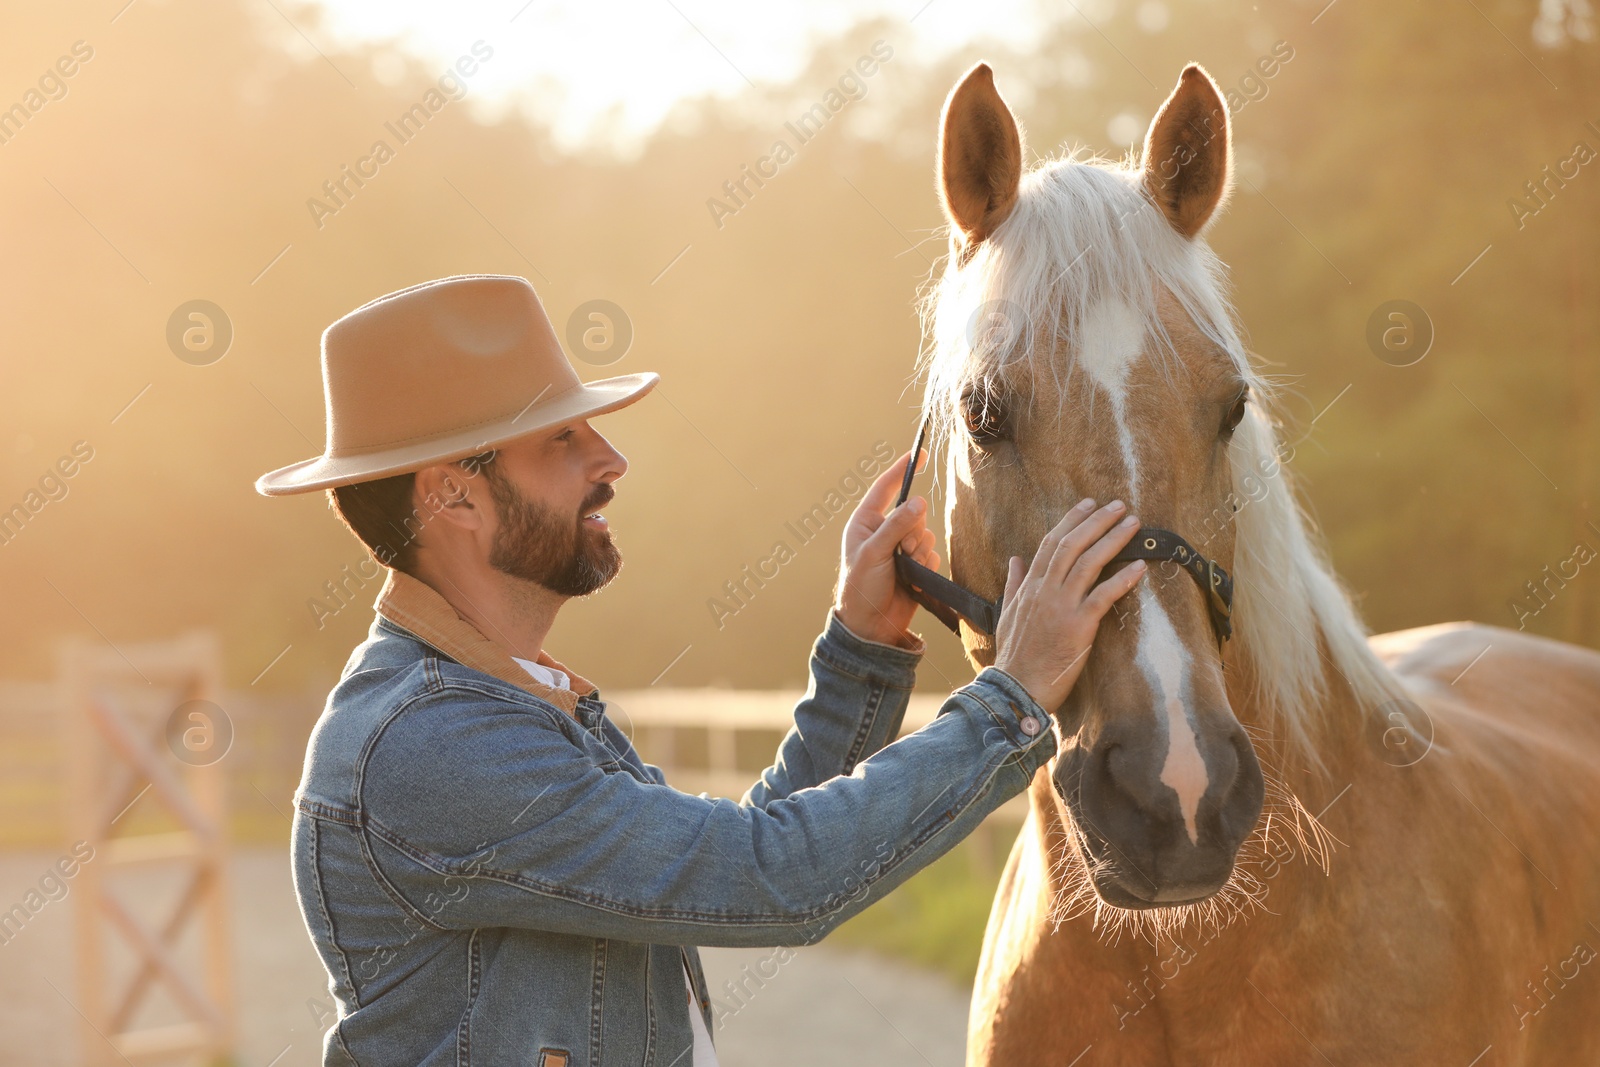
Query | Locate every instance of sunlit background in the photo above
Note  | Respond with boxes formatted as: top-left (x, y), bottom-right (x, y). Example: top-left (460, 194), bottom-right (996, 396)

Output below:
top-left (0, 0), bottom-right (1596, 1062)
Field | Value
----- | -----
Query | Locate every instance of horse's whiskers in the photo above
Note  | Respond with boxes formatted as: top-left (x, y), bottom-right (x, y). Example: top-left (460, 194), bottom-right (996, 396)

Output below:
top-left (1041, 742), bottom-right (1331, 947)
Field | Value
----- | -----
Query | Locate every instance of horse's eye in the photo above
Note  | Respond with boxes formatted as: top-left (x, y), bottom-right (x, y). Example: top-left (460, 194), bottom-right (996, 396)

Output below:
top-left (1222, 389), bottom-right (1249, 437)
top-left (961, 383), bottom-right (1008, 445)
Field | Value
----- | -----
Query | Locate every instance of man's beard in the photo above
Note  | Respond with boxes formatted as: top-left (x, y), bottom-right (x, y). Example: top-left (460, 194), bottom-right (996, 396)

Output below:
top-left (485, 470), bottom-right (621, 596)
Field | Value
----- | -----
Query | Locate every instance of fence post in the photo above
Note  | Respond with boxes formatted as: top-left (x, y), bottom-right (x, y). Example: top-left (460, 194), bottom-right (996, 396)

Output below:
top-left (58, 630), bottom-right (236, 1066)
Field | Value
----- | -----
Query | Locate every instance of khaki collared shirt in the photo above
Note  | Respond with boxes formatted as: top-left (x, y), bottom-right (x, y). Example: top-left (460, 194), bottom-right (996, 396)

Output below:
top-left (373, 567), bottom-right (598, 717)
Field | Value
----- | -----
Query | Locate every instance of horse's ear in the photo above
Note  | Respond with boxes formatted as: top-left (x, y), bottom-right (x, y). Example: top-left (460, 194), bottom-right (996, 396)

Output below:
top-left (1141, 64), bottom-right (1231, 239)
top-left (938, 63), bottom-right (1023, 246)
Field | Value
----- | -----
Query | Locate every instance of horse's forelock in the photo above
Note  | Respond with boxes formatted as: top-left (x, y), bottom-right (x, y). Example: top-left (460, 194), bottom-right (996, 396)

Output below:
top-left (918, 153), bottom-right (1253, 441)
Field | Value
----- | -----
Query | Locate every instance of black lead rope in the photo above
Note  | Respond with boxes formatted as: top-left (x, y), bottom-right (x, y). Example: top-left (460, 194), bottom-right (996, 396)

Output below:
top-left (891, 419), bottom-right (1004, 635)
top-left (890, 418), bottom-right (1234, 649)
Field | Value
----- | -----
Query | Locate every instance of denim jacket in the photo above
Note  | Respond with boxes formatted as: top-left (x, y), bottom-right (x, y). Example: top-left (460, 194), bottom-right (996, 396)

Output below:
top-left (292, 569), bottom-right (1057, 1066)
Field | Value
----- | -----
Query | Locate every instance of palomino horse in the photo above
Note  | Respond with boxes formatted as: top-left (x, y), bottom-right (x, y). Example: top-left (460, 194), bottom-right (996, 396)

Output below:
top-left (920, 62), bottom-right (1600, 1064)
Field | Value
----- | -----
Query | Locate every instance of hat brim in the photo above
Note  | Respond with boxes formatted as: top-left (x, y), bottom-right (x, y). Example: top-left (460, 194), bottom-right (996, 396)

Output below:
top-left (255, 372), bottom-right (659, 497)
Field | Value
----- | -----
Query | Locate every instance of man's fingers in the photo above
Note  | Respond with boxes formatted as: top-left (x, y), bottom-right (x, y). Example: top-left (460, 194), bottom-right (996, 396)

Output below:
top-left (1063, 512), bottom-right (1142, 594)
top-left (860, 496), bottom-right (926, 558)
top-left (855, 506), bottom-right (887, 537)
top-left (858, 448), bottom-right (926, 517)
top-left (1083, 558), bottom-right (1147, 614)
top-left (902, 526), bottom-right (936, 559)
top-left (894, 525), bottom-right (935, 561)
top-left (1045, 501), bottom-right (1128, 584)
top-left (1026, 497), bottom-right (1099, 584)
top-left (897, 524), bottom-right (922, 554)
top-left (1003, 555), bottom-right (1025, 605)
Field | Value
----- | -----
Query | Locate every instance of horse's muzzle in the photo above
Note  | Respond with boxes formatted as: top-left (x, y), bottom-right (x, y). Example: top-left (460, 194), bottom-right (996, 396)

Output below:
top-left (1054, 714), bottom-right (1265, 909)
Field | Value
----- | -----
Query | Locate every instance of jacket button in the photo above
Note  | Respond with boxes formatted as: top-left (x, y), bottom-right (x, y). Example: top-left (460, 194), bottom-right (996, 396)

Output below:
top-left (1020, 716), bottom-right (1041, 736)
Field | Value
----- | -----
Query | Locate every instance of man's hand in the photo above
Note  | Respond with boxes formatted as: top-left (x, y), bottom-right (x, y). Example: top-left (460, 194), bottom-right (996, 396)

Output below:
top-left (833, 448), bottom-right (939, 648)
top-left (993, 498), bottom-right (1147, 714)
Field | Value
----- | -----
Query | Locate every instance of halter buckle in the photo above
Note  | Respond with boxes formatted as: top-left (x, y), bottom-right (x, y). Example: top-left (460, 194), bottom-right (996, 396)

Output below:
top-left (1206, 558), bottom-right (1231, 621)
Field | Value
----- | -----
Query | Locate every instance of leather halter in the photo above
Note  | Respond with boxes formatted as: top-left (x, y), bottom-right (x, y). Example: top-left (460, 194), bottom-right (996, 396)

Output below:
top-left (891, 418), bottom-right (1235, 649)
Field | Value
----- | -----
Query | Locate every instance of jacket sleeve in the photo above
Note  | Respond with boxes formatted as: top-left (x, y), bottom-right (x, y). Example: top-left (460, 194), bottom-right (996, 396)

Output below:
top-left (358, 655), bottom-right (1056, 948)
top-left (740, 610), bottom-right (925, 808)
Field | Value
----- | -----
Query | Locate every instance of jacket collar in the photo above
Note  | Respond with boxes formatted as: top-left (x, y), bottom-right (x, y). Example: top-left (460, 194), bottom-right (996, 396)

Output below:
top-left (373, 568), bottom-right (597, 717)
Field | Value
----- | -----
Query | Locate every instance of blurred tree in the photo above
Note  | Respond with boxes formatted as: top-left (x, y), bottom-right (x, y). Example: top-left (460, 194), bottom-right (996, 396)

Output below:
top-left (0, 0), bottom-right (1592, 695)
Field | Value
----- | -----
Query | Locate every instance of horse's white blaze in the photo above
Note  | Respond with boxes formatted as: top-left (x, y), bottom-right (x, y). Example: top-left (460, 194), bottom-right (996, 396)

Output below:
top-left (1134, 582), bottom-right (1207, 844)
top-left (1079, 295), bottom-right (1208, 844)
top-left (1076, 297), bottom-right (1145, 498)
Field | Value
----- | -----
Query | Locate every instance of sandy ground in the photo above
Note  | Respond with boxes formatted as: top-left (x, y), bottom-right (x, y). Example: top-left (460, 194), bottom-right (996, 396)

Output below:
top-left (0, 849), bottom-right (968, 1066)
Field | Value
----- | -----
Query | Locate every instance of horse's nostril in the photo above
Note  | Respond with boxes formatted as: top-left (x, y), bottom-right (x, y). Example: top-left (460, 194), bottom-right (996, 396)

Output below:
top-left (1209, 729), bottom-right (1241, 796)
top-left (1100, 741), bottom-right (1157, 815)
top-left (1074, 713), bottom-right (1265, 854)
top-left (1083, 725), bottom-right (1178, 839)
top-left (1218, 723), bottom-right (1266, 840)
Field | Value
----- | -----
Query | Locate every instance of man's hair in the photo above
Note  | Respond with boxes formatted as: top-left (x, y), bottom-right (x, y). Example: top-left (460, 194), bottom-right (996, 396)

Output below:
top-left (327, 451), bottom-right (497, 574)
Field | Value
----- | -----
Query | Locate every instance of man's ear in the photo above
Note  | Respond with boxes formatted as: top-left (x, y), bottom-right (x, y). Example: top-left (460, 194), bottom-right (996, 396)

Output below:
top-left (414, 462), bottom-right (482, 531)
top-left (938, 62), bottom-right (1023, 248)
top-left (1141, 64), bottom-right (1232, 239)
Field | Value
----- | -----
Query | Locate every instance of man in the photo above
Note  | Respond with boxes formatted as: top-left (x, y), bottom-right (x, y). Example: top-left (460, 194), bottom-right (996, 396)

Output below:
top-left (256, 274), bottom-right (1147, 1066)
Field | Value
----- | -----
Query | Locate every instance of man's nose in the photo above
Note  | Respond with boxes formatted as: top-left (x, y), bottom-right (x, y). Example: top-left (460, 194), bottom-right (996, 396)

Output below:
top-left (586, 426), bottom-right (627, 479)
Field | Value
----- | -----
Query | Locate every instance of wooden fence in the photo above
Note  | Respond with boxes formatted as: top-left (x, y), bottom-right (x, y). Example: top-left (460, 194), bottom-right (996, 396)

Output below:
top-left (59, 631), bottom-right (236, 1065)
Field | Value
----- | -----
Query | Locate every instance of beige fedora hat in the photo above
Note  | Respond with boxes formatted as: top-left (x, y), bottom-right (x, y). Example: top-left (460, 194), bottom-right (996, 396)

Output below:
top-left (255, 274), bottom-right (657, 496)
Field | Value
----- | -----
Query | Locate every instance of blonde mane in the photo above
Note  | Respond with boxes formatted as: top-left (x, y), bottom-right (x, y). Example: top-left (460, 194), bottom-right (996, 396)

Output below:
top-left (916, 150), bottom-right (1409, 762)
